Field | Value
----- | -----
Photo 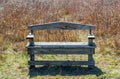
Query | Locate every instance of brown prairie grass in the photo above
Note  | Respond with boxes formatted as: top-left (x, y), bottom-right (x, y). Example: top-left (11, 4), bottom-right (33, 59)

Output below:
top-left (0, 0), bottom-right (120, 55)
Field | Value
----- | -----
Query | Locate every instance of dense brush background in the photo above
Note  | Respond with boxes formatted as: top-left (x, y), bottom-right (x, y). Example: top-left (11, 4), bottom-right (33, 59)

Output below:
top-left (0, 0), bottom-right (120, 79)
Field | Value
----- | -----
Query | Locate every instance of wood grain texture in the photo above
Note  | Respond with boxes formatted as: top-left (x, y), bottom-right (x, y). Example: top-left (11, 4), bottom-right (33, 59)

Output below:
top-left (28, 22), bottom-right (95, 30)
top-left (28, 61), bottom-right (94, 66)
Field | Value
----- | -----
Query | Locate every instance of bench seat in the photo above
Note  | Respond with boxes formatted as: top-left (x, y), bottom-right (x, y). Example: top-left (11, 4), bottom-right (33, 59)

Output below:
top-left (26, 42), bottom-right (96, 54)
top-left (26, 42), bottom-right (96, 49)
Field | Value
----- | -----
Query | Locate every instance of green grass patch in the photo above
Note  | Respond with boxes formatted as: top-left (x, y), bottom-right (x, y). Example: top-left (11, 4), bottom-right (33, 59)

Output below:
top-left (0, 49), bottom-right (120, 79)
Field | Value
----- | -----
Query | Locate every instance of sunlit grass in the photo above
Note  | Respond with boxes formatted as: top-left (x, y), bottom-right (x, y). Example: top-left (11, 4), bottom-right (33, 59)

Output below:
top-left (0, 48), bottom-right (120, 79)
top-left (0, 0), bottom-right (120, 79)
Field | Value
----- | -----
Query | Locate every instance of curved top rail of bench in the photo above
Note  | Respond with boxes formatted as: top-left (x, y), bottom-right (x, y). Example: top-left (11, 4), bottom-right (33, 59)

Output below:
top-left (28, 22), bottom-right (95, 30)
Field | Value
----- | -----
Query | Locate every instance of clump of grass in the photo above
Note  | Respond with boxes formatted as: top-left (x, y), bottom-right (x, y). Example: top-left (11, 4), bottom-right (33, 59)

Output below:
top-left (96, 35), bottom-right (120, 55)
top-left (0, 50), bottom-right (28, 79)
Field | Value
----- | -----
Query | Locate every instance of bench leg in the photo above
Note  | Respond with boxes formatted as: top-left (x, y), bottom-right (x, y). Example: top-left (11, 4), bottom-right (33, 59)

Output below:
top-left (29, 54), bottom-right (35, 69)
top-left (88, 54), bottom-right (95, 69)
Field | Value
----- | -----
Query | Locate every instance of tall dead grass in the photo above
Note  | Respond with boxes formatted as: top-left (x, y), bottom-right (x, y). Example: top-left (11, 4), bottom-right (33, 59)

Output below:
top-left (0, 0), bottom-right (120, 54)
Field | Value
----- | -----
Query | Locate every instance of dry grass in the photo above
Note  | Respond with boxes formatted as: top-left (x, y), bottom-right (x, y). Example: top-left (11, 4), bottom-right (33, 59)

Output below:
top-left (0, 1), bottom-right (120, 79)
top-left (0, 0), bottom-right (120, 54)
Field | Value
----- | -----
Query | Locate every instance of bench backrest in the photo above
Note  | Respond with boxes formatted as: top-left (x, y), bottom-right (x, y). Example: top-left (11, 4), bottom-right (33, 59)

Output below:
top-left (27, 22), bottom-right (95, 46)
top-left (28, 22), bottom-right (94, 30)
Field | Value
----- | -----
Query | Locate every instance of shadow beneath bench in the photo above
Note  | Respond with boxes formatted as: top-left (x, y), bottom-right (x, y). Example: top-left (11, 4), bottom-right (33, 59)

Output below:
top-left (29, 66), bottom-right (103, 78)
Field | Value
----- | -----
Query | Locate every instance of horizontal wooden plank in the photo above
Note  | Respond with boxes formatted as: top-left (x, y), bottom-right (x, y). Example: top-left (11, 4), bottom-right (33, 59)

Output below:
top-left (28, 61), bottom-right (94, 66)
top-left (26, 42), bottom-right (96, 49)
top-left (28, 22), bottom-right (95, 30)
top-left (28, 48), bottom-right (95, 54)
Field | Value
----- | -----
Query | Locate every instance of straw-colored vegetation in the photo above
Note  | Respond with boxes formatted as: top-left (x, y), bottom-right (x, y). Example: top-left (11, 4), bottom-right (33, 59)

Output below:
top-left (0, 0), bottom-right (120, 79)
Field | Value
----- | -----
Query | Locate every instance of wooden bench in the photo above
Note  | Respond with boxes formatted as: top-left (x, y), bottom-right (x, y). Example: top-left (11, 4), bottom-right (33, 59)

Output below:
top-left (26, 22), bottom-right (96, 69)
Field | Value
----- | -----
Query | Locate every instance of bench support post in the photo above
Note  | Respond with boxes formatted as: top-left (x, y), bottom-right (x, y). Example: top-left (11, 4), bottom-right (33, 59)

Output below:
top-left (29, 54), bottom-right (35, 69)
top-left (88, 29), bottom-right (95, 46)
top-left (26, 30), bottom-right (34, 46)
top-left (88, 54), bottom-right (95, 69)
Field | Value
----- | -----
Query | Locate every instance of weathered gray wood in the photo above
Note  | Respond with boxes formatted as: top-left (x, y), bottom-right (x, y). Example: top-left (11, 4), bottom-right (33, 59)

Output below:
top-left (88, 54), bottom-right (95, 68)
top-left (26, 42), bottom-right (96, 49)
top-left (29, 54), bottom-right (35, 69)
top-left (28, 61), bottom-right (94, 66)
top-left (28, 22), bottom-right (95, 30)
top-left (26, 21), bottom-right (96, 68)
top-left (28, 48), bottom-right (95, 54)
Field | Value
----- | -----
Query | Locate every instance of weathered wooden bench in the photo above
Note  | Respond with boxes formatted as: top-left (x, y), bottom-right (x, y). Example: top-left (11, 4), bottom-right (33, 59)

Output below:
top-left (26, 22), bottom-right (96, 69)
